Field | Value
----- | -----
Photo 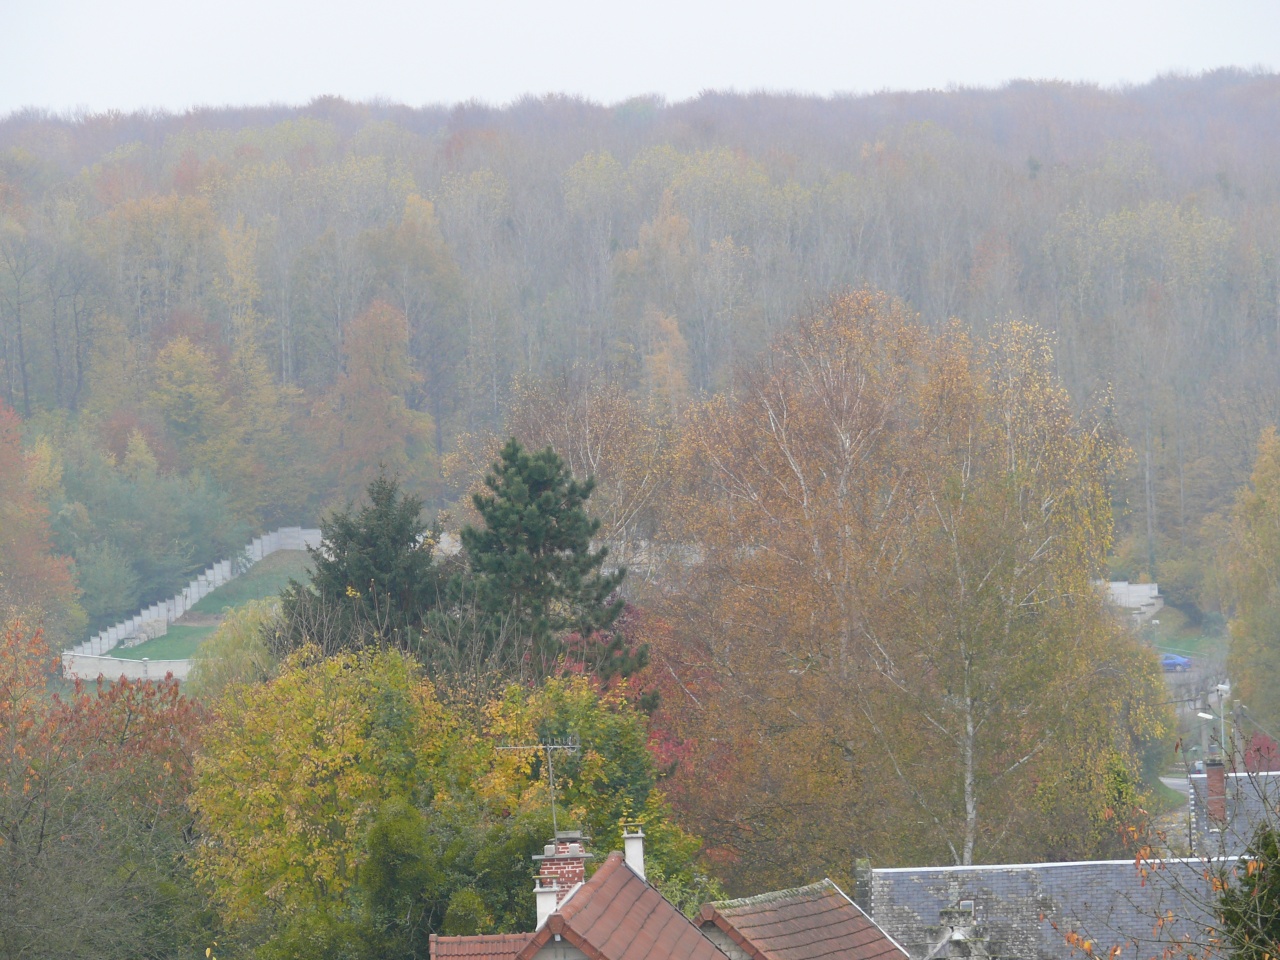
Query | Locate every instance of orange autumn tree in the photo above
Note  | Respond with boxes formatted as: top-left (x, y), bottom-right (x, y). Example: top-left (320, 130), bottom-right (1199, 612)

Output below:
top-left (650, 292), bottom-right (1169, 888)
top-left (0, 617), bottom-right (205, 958)
top-left (0, 400), bottom-right (82, 644)
top-left (317, 300), bottom-right (435, 504)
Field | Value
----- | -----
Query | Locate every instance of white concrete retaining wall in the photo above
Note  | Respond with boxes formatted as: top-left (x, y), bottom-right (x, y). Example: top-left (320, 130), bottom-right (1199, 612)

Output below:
top-left (62, 526), bottom-right (320, 682)
top-left (62, 654), bottom-right (194, 682)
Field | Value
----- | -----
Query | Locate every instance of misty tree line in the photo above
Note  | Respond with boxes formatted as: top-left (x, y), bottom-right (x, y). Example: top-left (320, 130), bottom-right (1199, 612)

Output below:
top-left (2, 70), bottom-right (1280, 624)
top-left (9, 76), bottom-right (1280, 959)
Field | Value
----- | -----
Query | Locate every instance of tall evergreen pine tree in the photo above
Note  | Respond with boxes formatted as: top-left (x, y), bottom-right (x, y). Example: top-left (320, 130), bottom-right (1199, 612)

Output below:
top-left (279, 471), bottom-right (441, 655)
top-left (460, 438), bottom-right (625, 670)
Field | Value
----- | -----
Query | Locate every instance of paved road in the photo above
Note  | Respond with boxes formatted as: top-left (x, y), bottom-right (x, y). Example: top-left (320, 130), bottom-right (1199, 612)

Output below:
top-left (1160, 776), bottom-right (1190, 795)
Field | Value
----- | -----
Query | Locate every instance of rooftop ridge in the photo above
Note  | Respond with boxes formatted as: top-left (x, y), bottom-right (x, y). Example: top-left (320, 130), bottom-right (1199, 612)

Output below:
top-left (1188, 771), bottom-right (1280, 780)
top-left (709, 877), bottom-right (840, 911)
top-left (428, 931), bottom-right (534, 958)
top-left (872, 855), bottom-right (1255, 874)
top-left (874, 858), bottom-right (1137, 873)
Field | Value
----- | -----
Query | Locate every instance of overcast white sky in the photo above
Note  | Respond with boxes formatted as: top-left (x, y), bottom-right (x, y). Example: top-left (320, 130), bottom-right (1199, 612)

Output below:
top-left (1, 0), bottom-right (1277, 117)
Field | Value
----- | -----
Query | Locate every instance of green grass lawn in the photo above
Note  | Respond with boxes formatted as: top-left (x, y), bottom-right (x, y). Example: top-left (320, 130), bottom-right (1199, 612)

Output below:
top-left (1148, 776), bottom-right (1189, 815)
top-left (112, 625), bottom-right (219, 660)
top-left (1145, 605), bottom-right (1228, 661)
top-left (1154, 632), bottom-right (1222, 658)
top-left (188, 550), bottom-right (312, 615)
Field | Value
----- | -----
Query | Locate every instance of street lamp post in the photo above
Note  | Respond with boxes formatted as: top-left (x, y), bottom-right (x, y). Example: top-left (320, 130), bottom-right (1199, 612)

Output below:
top-left (1197, 710), bottom-right (1221, 755)
top-left (1198, 699), bottom-right (1234, 759)
top-left (1217, 683), bottom-right (1231, 755)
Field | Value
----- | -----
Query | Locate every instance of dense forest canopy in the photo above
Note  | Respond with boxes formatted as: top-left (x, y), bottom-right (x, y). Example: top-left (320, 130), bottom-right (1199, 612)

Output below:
top-left (2, 70), bottom-right (1280, 636)
top-left (9, 72), bottom-right (1280, 956)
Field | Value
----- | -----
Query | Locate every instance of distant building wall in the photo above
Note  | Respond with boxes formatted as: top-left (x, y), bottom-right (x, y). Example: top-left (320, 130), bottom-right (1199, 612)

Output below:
top-left (1094, 580), bottom-right (1163, 624)
top-left (1104, 582), bottom-right (1160, 609)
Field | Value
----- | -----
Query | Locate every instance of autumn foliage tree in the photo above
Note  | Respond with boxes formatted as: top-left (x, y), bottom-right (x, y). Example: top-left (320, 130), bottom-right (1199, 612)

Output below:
top-left (318, 299), bottom-right (435, 504)
top-left (0, 617), bottom-right (206, 959)
top-left (0, 400), bottom-right (82, 643)
top-left (1224, 428), bottom-right (1280, 729)
top-left (649, 292), bottom-right (1169, 887)
top-left (502, 369), bottom-right (674, 571)
top-left (191, 647), bottom-right (715, 957)
top-left (479, 675), bottom-right (719, 913)
top-left (191, 646), bottom-right (450, 956)
top-left (4, 81), bottom-right (1280, 653)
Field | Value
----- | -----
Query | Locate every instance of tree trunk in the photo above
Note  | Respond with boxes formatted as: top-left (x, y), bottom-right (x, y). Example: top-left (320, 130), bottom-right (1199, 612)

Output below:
top-left (963, 659), bottom-right (977, 866)
top-left (14, 294), bottom-right (30, 417)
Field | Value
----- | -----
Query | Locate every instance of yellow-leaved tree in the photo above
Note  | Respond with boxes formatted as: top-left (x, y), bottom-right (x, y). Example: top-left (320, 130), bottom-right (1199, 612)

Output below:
top-left (1225, 427), bottom-right (1280, 728)
top-left (191, 647), bottom-right (451, 935)
top-left (147, 335), bottom-right (226, 473)
top-left (478, 676), bottom-right (708, 893)
top-left (192, 653), bottom-right (720, 956)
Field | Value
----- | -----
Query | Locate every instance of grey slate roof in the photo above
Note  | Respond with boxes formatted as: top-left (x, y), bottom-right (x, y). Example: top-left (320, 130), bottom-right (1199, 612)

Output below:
top-left (871, 860), bottom-right (1213, 960)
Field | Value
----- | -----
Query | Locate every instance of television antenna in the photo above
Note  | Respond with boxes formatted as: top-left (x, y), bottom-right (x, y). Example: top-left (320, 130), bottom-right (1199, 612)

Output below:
top-left (497, 736), bottom-right (580, 832)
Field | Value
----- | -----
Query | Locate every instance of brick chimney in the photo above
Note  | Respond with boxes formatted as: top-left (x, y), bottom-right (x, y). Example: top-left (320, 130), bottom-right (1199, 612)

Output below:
top-left (854, 858), bottom-right (873, 915)
top-left (533, 830), bottom-right (592, 927)
top-left (1205, 758), bottom-right (1227, 824)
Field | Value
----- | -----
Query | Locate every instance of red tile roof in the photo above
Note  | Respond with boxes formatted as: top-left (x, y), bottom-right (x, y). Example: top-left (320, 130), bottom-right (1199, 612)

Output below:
top-left (429, 933), bottom-right (534, 959)
top-left (516, 851), bottom-right (730, 960)
top-left (698, 879), bottom-right (909, 960)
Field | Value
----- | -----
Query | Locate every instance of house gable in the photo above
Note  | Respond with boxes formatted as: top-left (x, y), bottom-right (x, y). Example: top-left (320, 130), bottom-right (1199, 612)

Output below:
top-left (516, 852), bottom-right (729, 960)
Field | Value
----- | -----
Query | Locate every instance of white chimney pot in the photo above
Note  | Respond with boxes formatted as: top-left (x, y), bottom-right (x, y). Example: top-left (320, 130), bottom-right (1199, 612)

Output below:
top-left (622, 827), bottom-right (645, 881)
top-left (535, 877), bottom-right (559, 930)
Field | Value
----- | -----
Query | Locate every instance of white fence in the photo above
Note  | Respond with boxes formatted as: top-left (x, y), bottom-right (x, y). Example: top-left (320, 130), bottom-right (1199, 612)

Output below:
top-left (61, 654), bottom-right (195, 682)
top-left (61, 526), bottom-right (320, 682)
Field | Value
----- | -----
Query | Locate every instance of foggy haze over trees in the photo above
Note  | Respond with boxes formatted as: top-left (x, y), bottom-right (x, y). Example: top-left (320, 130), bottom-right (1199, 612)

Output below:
top-left (7, 69), bottom-right (1280, 957)
top-left (3, 72), bottom-right (1278, 630)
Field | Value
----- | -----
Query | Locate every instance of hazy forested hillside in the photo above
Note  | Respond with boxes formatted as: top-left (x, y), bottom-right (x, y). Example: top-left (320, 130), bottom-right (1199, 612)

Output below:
top-left (2, 70), bottom-right (1279, 635)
